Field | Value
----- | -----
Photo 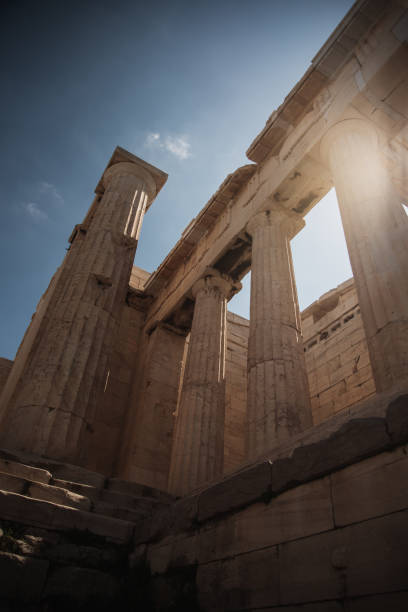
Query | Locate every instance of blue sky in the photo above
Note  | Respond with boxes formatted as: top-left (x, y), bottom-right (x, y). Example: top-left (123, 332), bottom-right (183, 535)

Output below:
top-left (0, 0), bottom-right (355, 360)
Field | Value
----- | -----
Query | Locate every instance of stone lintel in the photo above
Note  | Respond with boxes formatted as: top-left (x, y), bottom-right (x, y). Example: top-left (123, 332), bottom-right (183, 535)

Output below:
top-left (147, 320), bottom-right (189, 338)
top-left (145, 164), bottom-right (256, 297)
top-left (246, 0), bottom-right (390, 163)
top-left (94, 146), bottom-right (168, 209)
top-left (126, 287), bottom-right (153, 311)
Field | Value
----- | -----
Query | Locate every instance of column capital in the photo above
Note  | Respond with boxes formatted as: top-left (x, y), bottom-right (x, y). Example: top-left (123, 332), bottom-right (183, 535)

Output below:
top-left (320, 118), bottom-right (378, 162)
top-left (102, 161), bottom-right (157, 200)
top-left (192, 268), bottom-right (241, 300)
top-left (246, 206), bottom-right (304, 239)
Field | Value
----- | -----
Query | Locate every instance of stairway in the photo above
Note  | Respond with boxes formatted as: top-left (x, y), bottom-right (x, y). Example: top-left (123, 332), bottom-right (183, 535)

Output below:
top-left (0, 447), bottom-right (173, 545)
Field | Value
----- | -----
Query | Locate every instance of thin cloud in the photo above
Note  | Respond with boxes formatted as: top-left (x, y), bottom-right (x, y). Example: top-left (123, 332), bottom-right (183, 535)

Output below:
top-left (164, 136), bottom-right (191, 160)
top-left (24, 202), bottom-right (48, 221)
top-left (146, 132), bottom-right (161, 146)
top-left (38, 181), bottom-right (64, 206)
top-left (145, 132), bottom-right (191, 160)
top-left (19, 180), bottom-right (63, 223)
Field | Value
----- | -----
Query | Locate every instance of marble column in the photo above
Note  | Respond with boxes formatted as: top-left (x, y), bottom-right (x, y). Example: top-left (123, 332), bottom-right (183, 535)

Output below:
top-left (0, 160), bottom-right (160, 462)
top-left (321, 118), bottom-right (408, 392)
top-left (168, 271), bottom-right (237, 496)
top-left (246, 208), bottom-right (312, 460)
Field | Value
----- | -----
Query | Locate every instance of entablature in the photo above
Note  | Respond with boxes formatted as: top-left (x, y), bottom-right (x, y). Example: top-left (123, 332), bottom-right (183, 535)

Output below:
top-left (140, 0), bottom-right (408, 334)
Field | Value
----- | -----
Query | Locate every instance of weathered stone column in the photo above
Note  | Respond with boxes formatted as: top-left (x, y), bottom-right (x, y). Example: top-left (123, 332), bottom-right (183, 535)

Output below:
top-left (168, 270), bottom-right (237, 496)
top-left (0, 157), bottom-right (165, 462)
top-left (246, 208), bottom-right (312, 460)
top-left (321, 118), bottom-right (408, 391)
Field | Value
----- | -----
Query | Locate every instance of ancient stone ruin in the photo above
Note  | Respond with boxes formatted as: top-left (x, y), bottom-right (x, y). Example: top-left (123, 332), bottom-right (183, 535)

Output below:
top-left (0, 0), bottom-right (407, 609)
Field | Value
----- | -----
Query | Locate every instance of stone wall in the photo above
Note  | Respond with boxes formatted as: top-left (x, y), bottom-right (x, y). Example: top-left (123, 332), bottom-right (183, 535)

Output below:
top-left (129, 265), bottom-right (150, 291)
top-left (131, 391), bottom-right (408, 611)
top-left (302, 279), bottom-right (376, 425)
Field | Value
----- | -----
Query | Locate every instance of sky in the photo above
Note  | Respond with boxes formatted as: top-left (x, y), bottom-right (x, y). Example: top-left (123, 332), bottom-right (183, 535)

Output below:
top-left (0, 0), bottom-right (356, 360)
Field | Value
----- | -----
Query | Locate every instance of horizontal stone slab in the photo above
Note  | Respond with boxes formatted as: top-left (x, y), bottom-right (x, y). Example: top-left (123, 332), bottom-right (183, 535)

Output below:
top-left (101, 488), bottom-right (164, 512)
top-left (331, 444), bottom-right (408, 527)
top-left (198, 478), bottom-right (334, 564)
top-left (0, 448), bottom-right (105, 488)
top-left (0, 490), bottom-right (133, 544)
top-left (0, 455), bottom-right (51, 485)
top-left (0, 472), bottom-right (91, 511)
top-left (39, 461), bottom-right (106, 489)
top-left (0, 471), bottom-right (27, 494)
top-left (198, 462), bottom-right (272, 522)
top-left (107, 477), bottom-right (173, 502)
top-left (51, 478), bottom-right (100, 502)
top-left (134, 495), bottom-right (199, 545)
top-left (279, 509), bottom-right (408, 605)
top-left (271, 417), bottom-right (391, 494)
top-left (93, 500), bottom-right (149, 523)
top-left (28, 482), bottom-right (91, 512)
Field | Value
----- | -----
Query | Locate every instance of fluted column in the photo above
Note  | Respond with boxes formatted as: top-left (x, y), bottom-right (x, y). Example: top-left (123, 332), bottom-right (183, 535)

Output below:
top-left (168, 271), bottom-right (237, 496)
top-left (0, 160), bottom-right (159, 462)
top-left (246, 208), bottom-right (312, 460)
top-left (321, 118), bottom-right (408, 391)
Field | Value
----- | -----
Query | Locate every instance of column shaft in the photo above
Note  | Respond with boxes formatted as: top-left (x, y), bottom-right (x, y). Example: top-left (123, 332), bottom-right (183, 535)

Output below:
top-left (168, 274), bottom-right (232, 496)
top-left (0, 162), bottom-right (156, 462)
top-left (322, 119), bottom-right (408, 391)
top-left (247, 209), bottom-right (312, 460)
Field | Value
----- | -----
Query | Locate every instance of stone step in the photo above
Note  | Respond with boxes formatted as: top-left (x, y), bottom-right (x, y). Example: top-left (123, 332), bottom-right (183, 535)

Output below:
top-left (42, 462), bottom-right (106, 489)
top-left (0, 448), bottom-right (105, 489)
top-left (0, 448), bottom-right (174, 526)
top-left (0, 489), bottom-right (134, 544)
top-left (0, 471), bottom-right (91, 511)
top-left (28, 482), bottom-right (91, 512)
top-left (0, 457), bottom-right (51, 485)
top-left (0, 474), bottom-right (147, 527)
top-left (100, 488), bottom-right (165, 513)
top-left (51, 478), bottom-right (100, 502)
top-left (106, 477), bottom-right (174, 503)
top-left (92, 500), bottom-right (152, 523)
top-left (0, 471), bottom-right (29, 494)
